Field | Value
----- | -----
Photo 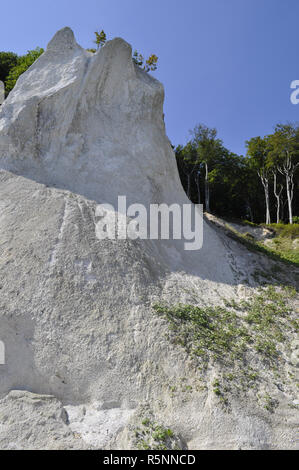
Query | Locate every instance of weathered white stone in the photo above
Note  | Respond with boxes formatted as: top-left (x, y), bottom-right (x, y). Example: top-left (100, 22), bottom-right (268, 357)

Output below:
top-left (0, 390), bottom-right (88, 449)
top-left (0, 28), bottom-right (178, 209)
top-left (0, 28), bottom-right (298, 450)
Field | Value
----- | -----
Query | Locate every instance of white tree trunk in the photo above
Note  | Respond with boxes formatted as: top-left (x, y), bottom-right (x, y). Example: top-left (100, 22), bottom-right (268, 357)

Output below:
top-left (273, 172), bottom-right (282, 224)
top-left (258, 171), bottom-right (271, 224)
top-left (265, 187), bottom-right (271, 225)
top-left (285, 174), bottom-right (293, 224)
top-left (205, 162), bottom-right (210, 212)
top-left (278, 154), bottom-right (298, 225)
top-left (195, 171), bottom-right (200, 204)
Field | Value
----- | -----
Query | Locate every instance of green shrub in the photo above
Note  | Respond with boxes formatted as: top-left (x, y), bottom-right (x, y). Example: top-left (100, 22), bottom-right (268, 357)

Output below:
top-left (153, 286), bottom-right (296, 367)
top-left (268, 223), bottom-right (299, 239)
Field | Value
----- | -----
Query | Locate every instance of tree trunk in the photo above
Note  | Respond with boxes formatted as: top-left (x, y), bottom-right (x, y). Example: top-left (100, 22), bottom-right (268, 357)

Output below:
top-left (265, 186), bottom-right (271, 225)
top-left (180, 160), bottom-right (195, 201)
top-left (204, 162), bottom-right (210, 212)
top-left (285, 174), bottom-right (293, 224)
top-left (278, 154), bottom-right (298, 225)
top-left (273, 171), bottom-right (282, 224)
top-left (195, 171), bottom-right (200, 204)
top-left (258, 171), bottom-right (270, 224)
top-left (246, 200), bottom-right (253, 222)
top-left (186, 174), bottom-right (191, 200)
top-left (281, 197), bottom-right (286, 222)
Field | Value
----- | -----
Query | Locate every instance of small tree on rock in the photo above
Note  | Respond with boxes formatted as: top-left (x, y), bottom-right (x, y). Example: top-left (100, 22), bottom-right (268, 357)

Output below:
top-left (94, 30), bottom-right (106, 49)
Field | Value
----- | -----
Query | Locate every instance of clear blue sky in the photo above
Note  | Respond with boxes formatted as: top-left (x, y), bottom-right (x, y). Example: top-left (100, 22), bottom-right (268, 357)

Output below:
top-left (1, 0), bottom-right (299, 155)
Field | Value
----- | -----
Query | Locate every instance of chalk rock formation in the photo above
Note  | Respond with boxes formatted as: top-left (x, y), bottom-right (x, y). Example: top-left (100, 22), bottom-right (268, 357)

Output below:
top-left (0, 27), bottom-right (238, 281)
top-left (0, 28), bottom-right (180, 208)
top-left (0, 28), bottom-right (298, 450)
top-left (0, 390), bottom-right (88, 449)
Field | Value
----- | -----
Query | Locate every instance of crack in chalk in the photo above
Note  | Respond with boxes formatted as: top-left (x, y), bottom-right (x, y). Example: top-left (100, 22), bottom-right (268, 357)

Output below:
top-left (48, 198), bottom-right (68, 267)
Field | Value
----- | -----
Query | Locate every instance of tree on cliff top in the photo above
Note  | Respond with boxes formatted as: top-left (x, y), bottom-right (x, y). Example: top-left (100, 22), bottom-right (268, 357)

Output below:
top-left (94, 30), bottom-right (107, 49)
top-left (89, 30), bottom-right (158, 73)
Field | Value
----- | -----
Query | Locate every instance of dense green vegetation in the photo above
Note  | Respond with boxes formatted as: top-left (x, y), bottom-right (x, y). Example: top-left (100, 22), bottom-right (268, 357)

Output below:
top-left (0, 48), bottom-right (44, 97)
top-left (0, 51), bottom-right (18, 84)
top-left (176, 123), bottom-right (299, 225)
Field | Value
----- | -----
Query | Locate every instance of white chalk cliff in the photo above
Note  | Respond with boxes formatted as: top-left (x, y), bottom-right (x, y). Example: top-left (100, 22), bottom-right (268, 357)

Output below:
top-left (0, 28), bottom-right (298, 450)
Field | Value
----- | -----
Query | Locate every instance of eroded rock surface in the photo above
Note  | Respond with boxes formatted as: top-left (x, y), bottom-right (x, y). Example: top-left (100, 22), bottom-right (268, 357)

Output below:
top-left (0, 28), bottom-right (298, 449)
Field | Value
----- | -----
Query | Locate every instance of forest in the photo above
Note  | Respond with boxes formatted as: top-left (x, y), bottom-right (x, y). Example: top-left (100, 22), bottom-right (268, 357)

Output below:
top-left (175, 123), bottom-right (299, 225)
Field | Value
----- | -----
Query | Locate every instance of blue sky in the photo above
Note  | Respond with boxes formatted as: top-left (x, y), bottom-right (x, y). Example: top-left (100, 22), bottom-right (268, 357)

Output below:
top-left (1, 0), bottom-right (299, 155)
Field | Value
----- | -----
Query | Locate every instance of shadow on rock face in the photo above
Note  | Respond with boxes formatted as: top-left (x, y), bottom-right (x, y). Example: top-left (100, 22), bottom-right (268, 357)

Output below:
top-left (0, 315), bottom-right (48, 398)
